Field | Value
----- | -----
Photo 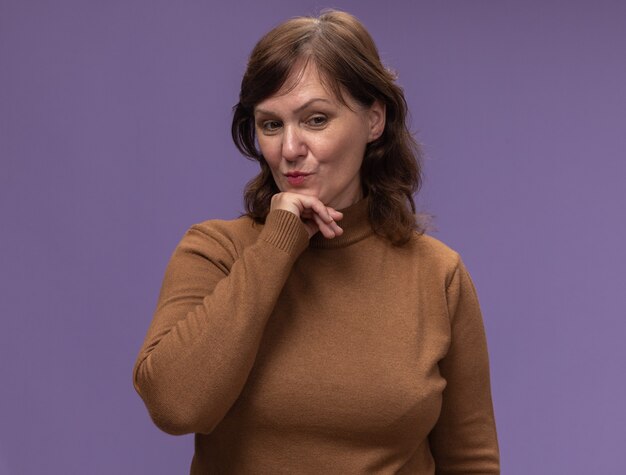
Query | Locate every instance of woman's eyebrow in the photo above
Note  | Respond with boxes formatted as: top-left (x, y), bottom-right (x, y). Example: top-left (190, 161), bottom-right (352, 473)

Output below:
top-left (255, 98), bottom-right (333, 116)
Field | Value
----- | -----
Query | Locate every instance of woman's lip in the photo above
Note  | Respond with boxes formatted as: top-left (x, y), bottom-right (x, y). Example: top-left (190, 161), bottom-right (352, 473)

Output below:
top-left (284, 172), bottom-right (311, 177)
top-left (285, 173), bottom-right (310, 186)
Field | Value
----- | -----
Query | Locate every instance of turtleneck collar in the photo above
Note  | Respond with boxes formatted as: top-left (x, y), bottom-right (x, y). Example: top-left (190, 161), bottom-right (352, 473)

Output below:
top-left (309, 198), bottom-right (373, 249)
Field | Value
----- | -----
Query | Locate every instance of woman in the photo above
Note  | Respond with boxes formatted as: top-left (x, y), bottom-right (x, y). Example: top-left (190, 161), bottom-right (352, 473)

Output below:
top-left (133, 10), bottom-right (500, 474)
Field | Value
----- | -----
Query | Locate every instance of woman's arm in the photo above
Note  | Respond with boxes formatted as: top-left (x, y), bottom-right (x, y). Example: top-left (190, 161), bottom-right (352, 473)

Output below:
top-left (133, 209), bottom-right (309, 435)
top-left (429, 258), bottom-right (500, 474)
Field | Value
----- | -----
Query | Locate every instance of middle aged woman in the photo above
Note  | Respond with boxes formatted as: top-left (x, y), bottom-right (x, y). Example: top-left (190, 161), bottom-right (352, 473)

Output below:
top-left (133, 10), bottom-right (500, 474)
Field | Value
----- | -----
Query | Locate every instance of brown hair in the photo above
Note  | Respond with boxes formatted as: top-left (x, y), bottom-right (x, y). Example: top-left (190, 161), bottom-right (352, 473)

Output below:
top-left (231, 10), bottom-right (424, 245)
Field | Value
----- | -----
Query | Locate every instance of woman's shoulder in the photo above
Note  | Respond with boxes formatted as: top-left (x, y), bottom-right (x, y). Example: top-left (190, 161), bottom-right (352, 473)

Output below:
top-left (404, 232), bottom-right (464, 278)
top-left (410, 232), bottom-right (460, 262)
top-left (189, 214), bottom-right (259, 241)
top-left (174, 214), bottom-right (261, 260)
top-left (401, 232), bottom-right (478, 292)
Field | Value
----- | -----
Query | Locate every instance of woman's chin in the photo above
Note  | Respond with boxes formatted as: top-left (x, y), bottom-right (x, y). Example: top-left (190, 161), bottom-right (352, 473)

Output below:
top-left (281, 186), bottom-right (321, 200)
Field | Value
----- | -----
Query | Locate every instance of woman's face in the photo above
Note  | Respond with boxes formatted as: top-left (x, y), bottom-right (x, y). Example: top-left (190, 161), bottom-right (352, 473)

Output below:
top-left (254, 63), bottom-right (385, 210)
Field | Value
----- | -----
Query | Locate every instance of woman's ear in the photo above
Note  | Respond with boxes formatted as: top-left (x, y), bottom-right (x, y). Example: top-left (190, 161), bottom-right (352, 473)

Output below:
top-left (367, 100), bottom-right (386, 142)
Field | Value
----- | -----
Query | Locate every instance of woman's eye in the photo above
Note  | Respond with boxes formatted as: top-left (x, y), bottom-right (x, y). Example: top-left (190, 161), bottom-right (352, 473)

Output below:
top-left (307, 115), bottom-right (327, 127)
top-left (262, 120), bottom-right (282, 133)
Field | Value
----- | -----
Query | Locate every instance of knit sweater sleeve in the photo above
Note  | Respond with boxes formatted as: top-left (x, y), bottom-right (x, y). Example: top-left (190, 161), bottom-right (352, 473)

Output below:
top-left (429, 257), bottom-right (500, 474)
top-left (132, 210), bottom-right (309, 436)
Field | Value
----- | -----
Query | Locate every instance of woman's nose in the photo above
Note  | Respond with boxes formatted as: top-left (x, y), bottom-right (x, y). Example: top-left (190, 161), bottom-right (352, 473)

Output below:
top-left (281, 125), bottom-right (307, 161)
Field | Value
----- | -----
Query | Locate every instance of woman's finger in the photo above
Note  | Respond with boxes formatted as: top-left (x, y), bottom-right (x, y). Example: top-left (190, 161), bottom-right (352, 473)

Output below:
top-left (312, 212), bottom-right (337, 239)
top-left (309, 200), bottom-right (335, 224)
top-left (270, 192), bottom-right (345, 239)
top-left (328, 209), bottom-right (344, 221)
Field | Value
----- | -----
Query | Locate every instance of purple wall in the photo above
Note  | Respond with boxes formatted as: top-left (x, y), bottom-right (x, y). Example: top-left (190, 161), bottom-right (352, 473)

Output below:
top-left (2, 1), bottom-right (625, 473)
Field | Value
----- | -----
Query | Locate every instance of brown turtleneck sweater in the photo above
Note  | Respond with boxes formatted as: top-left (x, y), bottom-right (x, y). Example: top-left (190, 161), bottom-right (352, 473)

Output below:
top-left (133, 199), bottom-right (500, 474)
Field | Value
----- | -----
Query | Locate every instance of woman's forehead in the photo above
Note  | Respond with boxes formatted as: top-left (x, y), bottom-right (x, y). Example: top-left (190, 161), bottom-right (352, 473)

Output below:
top-left (255, 62), bottom-right (347, 113)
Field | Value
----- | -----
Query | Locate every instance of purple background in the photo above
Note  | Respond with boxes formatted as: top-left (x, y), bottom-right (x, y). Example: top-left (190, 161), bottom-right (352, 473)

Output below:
top-left (2, 1), bottom-right (625, 473)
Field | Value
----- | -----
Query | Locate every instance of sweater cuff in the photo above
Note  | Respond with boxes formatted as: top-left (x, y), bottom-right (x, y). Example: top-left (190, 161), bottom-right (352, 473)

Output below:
top-left (260, 210), bottom-right (309, 255)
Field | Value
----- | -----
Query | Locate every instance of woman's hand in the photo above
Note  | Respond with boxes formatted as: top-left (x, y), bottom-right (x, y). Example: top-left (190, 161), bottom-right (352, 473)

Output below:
top-left (270, 192), bottom-right (344, 239)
